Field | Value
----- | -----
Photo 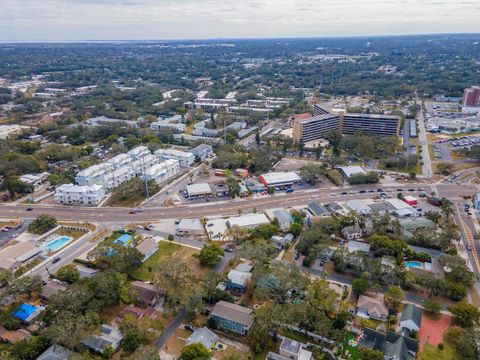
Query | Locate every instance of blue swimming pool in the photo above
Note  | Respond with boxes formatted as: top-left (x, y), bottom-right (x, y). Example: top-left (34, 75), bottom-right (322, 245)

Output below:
top-left (43, 236), bottom-right (73, 252)
top-left (404, 261), bottom-right (422, 268)
top-left (114, 234), bottom-right (132, 246)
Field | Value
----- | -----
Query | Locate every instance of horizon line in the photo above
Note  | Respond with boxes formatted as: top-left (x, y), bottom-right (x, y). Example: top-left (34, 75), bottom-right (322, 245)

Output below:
top-left (1, 32), bottom-right (479, 44)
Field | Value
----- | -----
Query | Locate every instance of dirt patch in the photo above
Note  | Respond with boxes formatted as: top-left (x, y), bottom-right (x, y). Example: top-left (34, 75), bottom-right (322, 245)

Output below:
top-left (419, 313), bottom-right (451, 350)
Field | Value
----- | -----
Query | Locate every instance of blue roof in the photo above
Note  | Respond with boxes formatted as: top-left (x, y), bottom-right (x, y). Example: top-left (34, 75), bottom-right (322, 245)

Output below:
top-left (13, 303), bottom-right (38, 321)
top-left (114, 234), bottom-right (132, 246)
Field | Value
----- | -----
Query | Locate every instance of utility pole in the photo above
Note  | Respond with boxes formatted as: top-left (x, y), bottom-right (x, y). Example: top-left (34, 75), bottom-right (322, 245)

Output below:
top-left (224, 114), bottom-right (227, 146)
top-left (142, 157), bottom-right (150, 200)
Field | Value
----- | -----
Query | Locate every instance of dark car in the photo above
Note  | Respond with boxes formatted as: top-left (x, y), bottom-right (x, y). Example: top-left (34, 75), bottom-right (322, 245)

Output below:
top-left (359, 190), bottom-right (366, 194)
top-left (52, 257), bottom-right (61, 264)
top-left (397, 188), bottom-right (403, 192)
top-left (129, 210), bottom-right (136, 214)
top-left (377, 189), bottom-right (384, 192)
top-left (341, 192), bottom-right (348, 195)
top-left (26, 207), bottom-right (34, 211)
top-left (408, 188), bottom-right (415, 192)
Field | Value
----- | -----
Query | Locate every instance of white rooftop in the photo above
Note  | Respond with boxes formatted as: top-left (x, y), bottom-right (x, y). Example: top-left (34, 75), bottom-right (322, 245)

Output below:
top-left (347, 240), bottom-right (371, 253)
top-left (260, 172), bottom-right (301, 184)
top-left (386, 198), bottom-right (412, 210)
top-left (339, 166), bottom-right (366, 178)
top-left (227, 213), bottom-right (270, 228)
top-left (186, 183), bottom-right (212, 196)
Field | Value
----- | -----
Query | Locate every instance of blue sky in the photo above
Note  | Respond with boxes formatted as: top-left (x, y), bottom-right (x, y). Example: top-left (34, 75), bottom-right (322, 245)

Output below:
top-left (1, 0), bottom-right (479, 41)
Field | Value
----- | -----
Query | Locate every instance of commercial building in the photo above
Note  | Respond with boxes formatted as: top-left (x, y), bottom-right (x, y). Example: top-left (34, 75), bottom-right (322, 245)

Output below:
top-left (227, 213), bottom-right (270, 229)
top-left (175, 219), bottom-right (205, 238)
top-left (54, 184), bottom-right (106, 206)
top-left (292, 111), bottom-right (400, 143)
top-left (403, 196), bottom-right (418, 206)
top-left (346, 199), bottom-right (372, 215)
top-left (210, 301), bottom-right (254, 335)
top-left (463, 86), bottom-right (480, 107)
top-left (155, 149), bottom-right (194, 167)
top-left (258, 172), bottom-right (302, 187)
top-left (186, 183), bottom-right (212, 198)
top-left (338, 166), bottom-right (367, 179)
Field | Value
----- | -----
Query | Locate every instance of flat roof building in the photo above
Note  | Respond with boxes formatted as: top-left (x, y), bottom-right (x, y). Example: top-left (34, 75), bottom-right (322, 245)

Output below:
top-left (292, 111), bottom-right (400, 143)
top-left (186, 183), bottom-right (212, 197)
top-left (227, 213), bottom-right (270, 229)
top-left (259, 172), bottom-right (302, 187)
top-left (338, 166), bottom-right (367, 179)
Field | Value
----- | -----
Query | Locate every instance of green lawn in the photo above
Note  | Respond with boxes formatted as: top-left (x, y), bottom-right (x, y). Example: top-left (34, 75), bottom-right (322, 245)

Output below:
top-left (420, 342), bottom-right (461, 360)
top-left (131, 241), bottom-right (181, 281)
top-left (342, 332), bottom-right (361, 360)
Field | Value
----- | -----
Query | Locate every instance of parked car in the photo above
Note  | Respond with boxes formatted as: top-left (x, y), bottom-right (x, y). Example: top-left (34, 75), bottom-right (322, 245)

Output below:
top-left (52, 257), bottom-right (61, 264)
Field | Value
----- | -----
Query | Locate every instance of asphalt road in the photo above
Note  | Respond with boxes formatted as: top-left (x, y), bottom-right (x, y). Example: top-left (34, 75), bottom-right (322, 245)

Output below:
top-left (0, 183), bottom-right (476, 225)
top-left (417, 108), bottom-right (433, 178)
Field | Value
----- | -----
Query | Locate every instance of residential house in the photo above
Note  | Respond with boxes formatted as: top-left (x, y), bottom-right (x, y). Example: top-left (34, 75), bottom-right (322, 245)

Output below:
top-left (308, 202), bottom-right (330, 220)
top-left (131, 281), bottom-right (159, 307)
top-left (400, 304), bottom-right (422, 334)
top-left (76, 264), bottom-right (100, 278)
top-left (135, 238), bottom-right (158, 262)
top-left (40, 282), bottom-right (66, 300)
top-left (116, 305), bottom-right (160, 322)
top-left (227, 269), bottom-right (252, 293)
top-left (273, 209), bottom-right (293, 231)
top-left (83, 324), bottom-right (123, 354)
top-left (270, 234), bottom-right (295, 250)
top-left (266, 336), bottom-right (313, 360)
top-left (346, 240), bottom-right (370, 254)
top-left (37, 345), bottom-right (72, 360)
top-left (385, 331), bottom-right (419, 360)
top-left (210, 301), bottom-right (254, 335)
top-left (356, 295), bottom-right (389, 321)
top-left (347, 199), bottom-right (372, 215)
top-left (0, 327), bottom-right (31, 344)
top-left (190, 144), bottom-right (213, 161)
top-left (185, 327), bottom-right (218, 349)
top-left (341, 225), bottom-right (362, 240)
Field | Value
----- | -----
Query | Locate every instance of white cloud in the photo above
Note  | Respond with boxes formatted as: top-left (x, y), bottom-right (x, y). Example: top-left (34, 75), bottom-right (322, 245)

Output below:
top-left (0, 0), bottom-right (479, 40)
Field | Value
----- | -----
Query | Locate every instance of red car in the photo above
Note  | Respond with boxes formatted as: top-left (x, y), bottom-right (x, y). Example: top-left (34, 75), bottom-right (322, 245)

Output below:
top-left (129, 210), bottom-right (136, 214)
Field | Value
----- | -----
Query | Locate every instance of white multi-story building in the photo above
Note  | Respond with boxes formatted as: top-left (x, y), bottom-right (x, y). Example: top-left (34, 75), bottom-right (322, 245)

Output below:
top-left (54, 184), bottom-right (106, 206)
top-left (151, 121), bottom-right (186, 132)
top-left (155, 149), bottom-right (195, 167)
top-left (70, 146), bottom-right (181, 203)
top-left (128, 146), bottom-right (150, 160)
top-left (75, 163), bottom-right (113, 186)
top-left (143, 159), bottom-right (179, 184)
top-left (107, 153), bottom-right (132, 169)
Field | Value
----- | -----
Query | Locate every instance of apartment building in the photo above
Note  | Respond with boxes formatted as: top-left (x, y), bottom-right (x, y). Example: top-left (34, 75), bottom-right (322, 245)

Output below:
top-left (293, 111), bottom-right (400, 143)
top-left (143, 160), bottom-right (180, 183)
top-left (72, 146), bottom-right (179, 199)
top-left (155, 149), bottom-right (195, 167)
top-left (463, 86), bottom-right (480, 107)
top-left (150, 121), bottom-right (186, 132)
top-left (54, 184), bottom-right (106, 206)
top-left (293, 114), bottom-right (340, 143)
